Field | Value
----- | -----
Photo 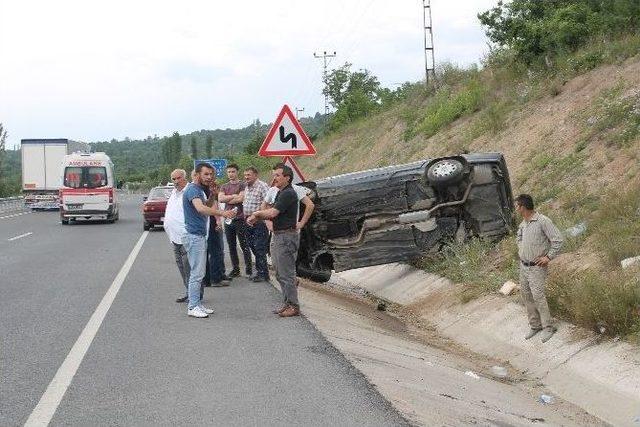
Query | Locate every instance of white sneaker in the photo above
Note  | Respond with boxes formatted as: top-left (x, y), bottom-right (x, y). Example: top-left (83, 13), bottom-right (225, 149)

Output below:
top-left (198, 304), bottom-right (214, 315)
top-left (188, 306), bottom-right (208, 318)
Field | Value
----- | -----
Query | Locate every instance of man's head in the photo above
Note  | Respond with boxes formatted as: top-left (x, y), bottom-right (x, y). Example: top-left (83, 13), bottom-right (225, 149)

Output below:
top-left (170, 169), bottom-right (187, 190)
top-left (272, 165), bottom-right (293, 189)
top-left (515, 194), bottom-right (535, 216)
top-left (194, 163), bottom-right (215, 187)
top-left (226, 163), bottom-right (240, 181)
top-left (244, 167), bottom-right (259, 185)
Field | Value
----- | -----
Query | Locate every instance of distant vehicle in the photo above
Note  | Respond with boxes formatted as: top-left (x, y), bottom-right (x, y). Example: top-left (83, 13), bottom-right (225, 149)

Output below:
top-left (20, 139), bottom-right (88, 210)
top-left (296, 153), bottom-right (514, 282)
top-left (59, 152), bottom-right (120, 224)
top-left (142, 186), bottom-right (173, 230)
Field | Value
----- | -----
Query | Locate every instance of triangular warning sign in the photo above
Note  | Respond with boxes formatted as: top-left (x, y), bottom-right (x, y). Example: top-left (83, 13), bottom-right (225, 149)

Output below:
top-left (259, 105), bottom-right (316, 157)
top-left (282, 156), bottom-right (306, 184)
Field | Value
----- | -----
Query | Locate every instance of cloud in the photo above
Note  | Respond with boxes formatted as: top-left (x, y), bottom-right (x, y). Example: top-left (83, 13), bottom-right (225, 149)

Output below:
top-left (0, 0), bottom-right (498, 147)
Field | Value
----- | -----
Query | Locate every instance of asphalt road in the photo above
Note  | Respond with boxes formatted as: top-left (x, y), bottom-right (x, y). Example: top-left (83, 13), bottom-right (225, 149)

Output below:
top-left (0, 195), bottom-right (407, 426)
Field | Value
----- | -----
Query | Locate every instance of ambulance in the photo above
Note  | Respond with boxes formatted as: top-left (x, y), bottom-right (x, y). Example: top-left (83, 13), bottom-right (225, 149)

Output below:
top-left (58, 152), bottom-right (120, 224)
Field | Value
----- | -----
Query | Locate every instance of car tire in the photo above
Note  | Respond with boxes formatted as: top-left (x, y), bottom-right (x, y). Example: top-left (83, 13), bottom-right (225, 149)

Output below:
top-left (143, 222), bottom-right (151, 231)
top-left (296, 264), bottom-right (332, 283)
top-left (61, 219), bottom-right (69, 225)
top-left (426, 158), bottom-right (465, 186)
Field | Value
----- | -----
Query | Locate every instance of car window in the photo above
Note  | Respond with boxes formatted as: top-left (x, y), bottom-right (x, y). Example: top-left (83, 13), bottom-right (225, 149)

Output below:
top-left (64, 166), bottom-right (107, 189)
top-left (148, 188), bottom-right (172, 200)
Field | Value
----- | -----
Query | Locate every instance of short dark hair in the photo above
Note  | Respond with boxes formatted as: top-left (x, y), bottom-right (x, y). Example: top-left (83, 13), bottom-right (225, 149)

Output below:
top-left (272, 162), bottom-right (285, 170)
top-left (195, 162), bottom-right (214, 173)
top-left (245, 166), bottom-right (258, 175)
top-left (515, 194), bottom-right (534, 210)
top-left (226, 163), bottom-right (239, 171)
top-left (276, 165), bottom-right (294, 183)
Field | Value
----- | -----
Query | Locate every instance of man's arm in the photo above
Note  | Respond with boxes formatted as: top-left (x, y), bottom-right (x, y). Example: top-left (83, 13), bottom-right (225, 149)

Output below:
top-left (297, 196), bottom-right (315, 230)
top-left (218, 190), bottom-right (234, 203)
top-left (542, 217), bottom-right (564, 259)
top-left (227, 190), bottom-right (244, 205)
top-left (249, 207), bottom-right (279, 222)
top-left (192, 198), bottom-right (235, 218)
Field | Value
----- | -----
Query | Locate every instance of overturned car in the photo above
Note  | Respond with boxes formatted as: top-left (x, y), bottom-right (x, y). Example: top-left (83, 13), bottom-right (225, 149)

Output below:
top-left (296, 153), bottom-right (514, 282)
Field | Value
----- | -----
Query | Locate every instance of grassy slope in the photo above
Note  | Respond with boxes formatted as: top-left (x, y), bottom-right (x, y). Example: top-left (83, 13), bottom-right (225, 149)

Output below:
top-left (297, 50), bottom-right (640, 338)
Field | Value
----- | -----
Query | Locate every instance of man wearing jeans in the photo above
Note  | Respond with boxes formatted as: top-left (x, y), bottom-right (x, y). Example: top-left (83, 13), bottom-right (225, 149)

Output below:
top-left (248, 165), bottom-right (313, 317)
top-left (183, 163), bottom-right (235, 318)
top-left (235, 167), bottom-right (270, 282)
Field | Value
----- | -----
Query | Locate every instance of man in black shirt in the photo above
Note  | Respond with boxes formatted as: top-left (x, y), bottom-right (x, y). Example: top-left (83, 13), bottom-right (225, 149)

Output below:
top-left (247, 165), bottom-right (313, 317)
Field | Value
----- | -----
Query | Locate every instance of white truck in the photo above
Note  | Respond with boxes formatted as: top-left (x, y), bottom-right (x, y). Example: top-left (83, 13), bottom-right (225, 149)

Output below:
top-left (21, 139), bottom-right (88, 209)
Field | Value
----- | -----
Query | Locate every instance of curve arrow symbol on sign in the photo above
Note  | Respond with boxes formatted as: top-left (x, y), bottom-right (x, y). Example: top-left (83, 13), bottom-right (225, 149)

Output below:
top-left (279, 126), bottom-right (297, 149)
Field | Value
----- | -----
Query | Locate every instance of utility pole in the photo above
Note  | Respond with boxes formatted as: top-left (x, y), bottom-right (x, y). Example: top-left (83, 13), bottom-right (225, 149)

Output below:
top-left (422, 0), bottom-right (436, 86)
top-left (295, 107), bottom-right (305, 120)
top-left (313, 50), bottom-right (337, 117)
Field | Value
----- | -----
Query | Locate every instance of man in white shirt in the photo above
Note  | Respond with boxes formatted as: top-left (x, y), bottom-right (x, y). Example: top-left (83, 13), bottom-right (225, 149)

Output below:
top-left (164, 169), bottom-right (192, 303)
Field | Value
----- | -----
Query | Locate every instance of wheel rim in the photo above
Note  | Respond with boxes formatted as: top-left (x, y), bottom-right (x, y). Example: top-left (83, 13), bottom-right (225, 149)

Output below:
top-left (431, 160), bottom-right (459, 178)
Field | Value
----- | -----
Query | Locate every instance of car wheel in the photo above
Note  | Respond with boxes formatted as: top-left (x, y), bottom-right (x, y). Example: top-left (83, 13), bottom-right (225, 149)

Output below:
top-left (61, 219), bottom-right (69, 225)
top-left (296, 264), bottom-right (332, 283)
top-left (427, 158), bottom-right (465, 185)
top-left (143, 222), bottom-right (151, 231)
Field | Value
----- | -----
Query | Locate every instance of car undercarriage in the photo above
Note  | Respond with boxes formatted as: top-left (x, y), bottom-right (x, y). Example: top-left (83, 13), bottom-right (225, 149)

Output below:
top-left (296, 153), bottom-right (514, 282)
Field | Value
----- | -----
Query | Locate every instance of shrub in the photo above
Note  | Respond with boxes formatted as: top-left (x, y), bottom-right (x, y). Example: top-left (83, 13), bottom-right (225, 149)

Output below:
top-left (591, 186), bottom-right (640, 266)
top-left (414, 79), bottom-right (485, 138)
top-left (547, 266), bottom-right (640, 338)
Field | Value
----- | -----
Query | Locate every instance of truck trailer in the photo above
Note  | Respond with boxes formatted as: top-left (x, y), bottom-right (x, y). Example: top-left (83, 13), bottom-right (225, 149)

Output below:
top-left (21, 139), bottom-right (88, 209)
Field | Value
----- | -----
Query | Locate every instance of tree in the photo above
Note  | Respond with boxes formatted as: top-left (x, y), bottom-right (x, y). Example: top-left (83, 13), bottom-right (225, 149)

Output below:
top-left (162, 132), bottom-right (182, 167)
top-left (244, 119), bottom-right (264, 155)
top-left (0, 123), bottom-right (6, 179)
top-left (478, 0), bottom-right (640, 65)
top-left (205, 134), bottom-right (213, 158)
top-left (190, 135), bottom-right (198, 159)
top-left (323, 63), bottom-right (383, 129)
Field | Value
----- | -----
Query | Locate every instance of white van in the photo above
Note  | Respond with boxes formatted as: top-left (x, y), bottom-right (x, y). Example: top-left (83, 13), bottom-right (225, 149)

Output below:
top-left (59, 152), bottom-right (120, 224)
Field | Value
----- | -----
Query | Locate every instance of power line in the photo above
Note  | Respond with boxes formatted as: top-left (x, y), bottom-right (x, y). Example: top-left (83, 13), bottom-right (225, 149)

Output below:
top-left (422, 0), bottom-right (436, 86)
top-left (313, 50), bottom-right (337, 117)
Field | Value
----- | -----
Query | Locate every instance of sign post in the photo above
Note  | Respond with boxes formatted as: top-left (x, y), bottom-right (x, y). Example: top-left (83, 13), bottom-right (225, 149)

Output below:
top-left (259, 104), bottom-right (316, 184)
top-left (194, 158), bottom-right (227, 178)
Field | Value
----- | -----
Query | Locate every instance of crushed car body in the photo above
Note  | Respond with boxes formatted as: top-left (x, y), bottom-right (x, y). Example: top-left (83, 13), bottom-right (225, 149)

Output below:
top-left (296, 153), bottom-right (514, 282)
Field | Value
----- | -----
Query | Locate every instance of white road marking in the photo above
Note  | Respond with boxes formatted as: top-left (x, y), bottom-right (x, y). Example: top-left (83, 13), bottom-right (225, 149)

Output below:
top-left (24, 231), bottom-right (149, 427)
top-left (0, 211), bottom-right (31, 220)
top-left (7, 232), bottom-right (33, 241)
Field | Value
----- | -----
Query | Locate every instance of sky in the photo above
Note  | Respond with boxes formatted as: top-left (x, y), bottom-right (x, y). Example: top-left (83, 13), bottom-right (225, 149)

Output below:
top-left (0, 0), bottom-right (497, 149)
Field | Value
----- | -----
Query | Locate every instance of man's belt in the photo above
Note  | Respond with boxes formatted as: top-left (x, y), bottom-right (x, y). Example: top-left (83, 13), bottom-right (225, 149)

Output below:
top-left (521, 260), bottom-right (537, 267)
top-left (273, 228), bottom-right (297, 234)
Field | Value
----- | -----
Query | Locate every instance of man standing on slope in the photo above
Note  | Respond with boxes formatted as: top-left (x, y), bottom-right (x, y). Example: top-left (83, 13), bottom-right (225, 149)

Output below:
top-left (515, 194), bottom-right (563, 342)
top-left (183, 163), bottom-right (235, 318)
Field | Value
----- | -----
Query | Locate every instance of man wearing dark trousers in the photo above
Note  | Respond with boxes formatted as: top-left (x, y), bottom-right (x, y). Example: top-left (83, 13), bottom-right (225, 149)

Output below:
top-left (248, 165), bottom-right (313, 317)
top-left (236, 167), bottom-right (270, 282)
top-left (203, 177), bottom-right (231, 287)
top-left (218, 163), bottom-right (252, 277)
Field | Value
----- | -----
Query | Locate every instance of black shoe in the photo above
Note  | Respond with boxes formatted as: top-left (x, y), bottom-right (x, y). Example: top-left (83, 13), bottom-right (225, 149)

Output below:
top-left (220, 274), bottom-right (233, 281)
top-left (251, 275), bottom-right (269, 283)
top-left (228, 268), bottom-right (240, 277)
top-left (176, 296), bottom-right (188, 303)
top-left (211, 282), bottom-right (230, 287)
top-left (245, 269), bottom-right (253, 277)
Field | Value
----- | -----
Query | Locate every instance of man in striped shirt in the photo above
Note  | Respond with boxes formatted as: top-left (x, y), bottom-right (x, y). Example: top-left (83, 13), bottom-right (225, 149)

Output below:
top-left (229, 167), bottom-right (270, 282)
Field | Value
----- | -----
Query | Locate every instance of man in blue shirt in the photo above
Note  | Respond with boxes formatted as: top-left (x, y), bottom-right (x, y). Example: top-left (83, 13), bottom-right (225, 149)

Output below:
top-left (183, 163), bottom-right (235, 318)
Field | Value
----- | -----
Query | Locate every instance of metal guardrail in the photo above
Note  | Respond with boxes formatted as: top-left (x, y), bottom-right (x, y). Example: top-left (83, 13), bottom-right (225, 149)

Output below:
top-left (0, 196), bottom-right (25, 213)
